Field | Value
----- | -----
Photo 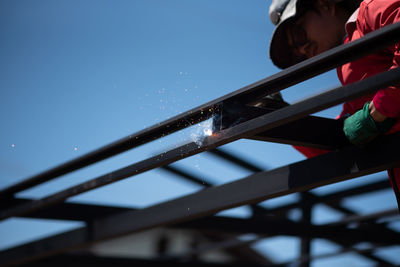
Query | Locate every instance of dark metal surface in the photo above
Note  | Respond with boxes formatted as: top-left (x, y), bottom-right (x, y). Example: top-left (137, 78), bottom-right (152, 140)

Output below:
top-left (0, 132), bottom-right (391, 264)
top-left (90, 133), bottom-right (400, 241)
top-left (21, 253), bottom-right (272, 267)
top-left (1, 22), bottom-right (400, 201)
top-left (248, 116), bottom-right (348, 149)
top-left (1, 21), bottom-right (400, 267)
top-left (2, 66), bottom-right (400, 221)
top-left (207, 144), bottom-right (398, 265)
top-left (269, 179), bottom-right (391, 215)
top-left (2, 198), bottom-right (134, 222)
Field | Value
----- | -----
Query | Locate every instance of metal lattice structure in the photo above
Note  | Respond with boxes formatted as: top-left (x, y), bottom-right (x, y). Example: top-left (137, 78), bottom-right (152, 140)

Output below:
top-left (1, 22), bottom-right (400, 266)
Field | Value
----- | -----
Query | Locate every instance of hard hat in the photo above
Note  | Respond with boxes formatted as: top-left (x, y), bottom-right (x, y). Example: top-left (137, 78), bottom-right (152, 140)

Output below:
top-left (269, 0), bottom-right (343, 69)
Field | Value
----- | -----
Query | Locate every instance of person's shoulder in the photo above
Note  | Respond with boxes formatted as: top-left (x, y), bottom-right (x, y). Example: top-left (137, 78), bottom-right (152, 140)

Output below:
top-left (360, 0), bottom-right (400, 12)
top-left (359, 0), bottom-right (400, 30)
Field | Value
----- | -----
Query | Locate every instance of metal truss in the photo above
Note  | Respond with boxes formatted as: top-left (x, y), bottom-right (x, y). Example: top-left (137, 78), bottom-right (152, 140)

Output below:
top-left (1, 22), bottom-right (400, 266)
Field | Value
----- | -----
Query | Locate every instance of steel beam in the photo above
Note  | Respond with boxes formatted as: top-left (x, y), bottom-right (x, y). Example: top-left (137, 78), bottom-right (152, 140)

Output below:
top-left (2, 131), bottom-right (399, 265)
top-left (2, 198), bottom-right (134, 222)
top-left (323, 209), bottom-right (399, 227)
top-left (2, 66), bottom-right (400, 221)
top-left (247, 116), bottom-right (348, 149)
top-left (10, 197), bottom-right (398, 239)
top-left (183, 148), bottom-right (399, 265)
top-left (286, 245), bottom-right (395, 267)
top-left (2, 209), bottom-right (400, 265)
top-left (268, 179), bottom-right (390, 215)
top-left (20, 253), bottom-right (273, 267)
top-left (1, 23), bottom-right (400, 201)
top-left (84, 133), bottom-right (400, 242)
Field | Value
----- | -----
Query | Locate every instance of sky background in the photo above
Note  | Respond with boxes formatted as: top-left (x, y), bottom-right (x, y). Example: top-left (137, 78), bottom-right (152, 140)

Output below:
top-left (0, 0), bottom-right (399, 266)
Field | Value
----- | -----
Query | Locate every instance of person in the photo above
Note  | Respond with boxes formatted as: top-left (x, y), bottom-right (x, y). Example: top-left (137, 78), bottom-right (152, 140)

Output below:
top-left (268, 0), bottom-right (400, 207)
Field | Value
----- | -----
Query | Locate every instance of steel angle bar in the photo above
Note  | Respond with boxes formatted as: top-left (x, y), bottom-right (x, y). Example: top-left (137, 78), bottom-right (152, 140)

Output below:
top-left (322, 209), bottom-right (400, 227)
top-left (1, 23), bottom-right (400, 201)
top-left (20, 253), bottom-right (272, 267)
top-left (0, 228), bottom-right (89, 266)
top-left (202, 147), bottom-right (398, 264)
top-left (207, 147), bottom-right (399, 265)
top-left (4, 197), bottom-right (134, 222)
top-left (178, 216), bottom-right (400, 245)
top-left (12, 197), bottom-right (396, 243)
top-left (1, 67), bottom-right (400, 221)
top-left (86, 133), bottom-right (400, 241)
top-left (247, 116), bottom-right (348, 150)
top-left (269, 179), bottom-right (391, 215)
top-left (285, 245), bottom-right (395, 267)
top-left (2, 135), bottom-right (400, 265)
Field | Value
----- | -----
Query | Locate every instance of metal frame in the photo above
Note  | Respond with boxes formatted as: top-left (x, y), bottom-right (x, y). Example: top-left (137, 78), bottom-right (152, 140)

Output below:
top-left (2, 66), bottom-right (400, 221)
top-left (1, 22), bottom-right (399, 200)
top-left (1, 22), bottom-right (400, 266)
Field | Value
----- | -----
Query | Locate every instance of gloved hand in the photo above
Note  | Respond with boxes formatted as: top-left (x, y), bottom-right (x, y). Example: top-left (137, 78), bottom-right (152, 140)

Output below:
top-left (343, 102), bottom-right (396, 147)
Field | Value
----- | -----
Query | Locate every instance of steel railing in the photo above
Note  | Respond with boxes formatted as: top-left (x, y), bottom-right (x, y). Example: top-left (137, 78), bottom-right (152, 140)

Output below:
top-left (1, 22), bottom-right (400, 266)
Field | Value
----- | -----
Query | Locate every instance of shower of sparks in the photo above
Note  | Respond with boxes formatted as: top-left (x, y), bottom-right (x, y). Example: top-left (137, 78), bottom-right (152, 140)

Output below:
top-left (190, 117), bottom-right (214, 146)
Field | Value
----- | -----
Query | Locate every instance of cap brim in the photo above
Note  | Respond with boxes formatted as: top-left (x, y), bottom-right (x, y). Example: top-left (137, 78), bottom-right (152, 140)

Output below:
top-left (269, 0), bottom-right (305, 69)
top-left (270, 18), bottom-right (298, 69)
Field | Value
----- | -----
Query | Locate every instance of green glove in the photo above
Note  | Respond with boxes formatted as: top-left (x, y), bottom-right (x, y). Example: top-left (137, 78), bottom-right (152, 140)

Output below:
top-left (343, 102), bottom-right (396, 147)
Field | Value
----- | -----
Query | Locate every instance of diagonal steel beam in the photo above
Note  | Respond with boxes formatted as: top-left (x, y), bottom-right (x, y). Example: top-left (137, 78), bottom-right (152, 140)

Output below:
top-left (20, 253), bottom-right (275, 267)
top-left (2, 66), bottom-right (400, 221)
top-left (1, 23), bottom-right (399, 201)
top-left (2, 198), bottom-right (134, 222)
top-left (2, 131), bottom-right (399, 265)
top-left (268, 179), bottom-right (391, 215)
top-left (2, 208), bottom-right (399, 265)
top-left (204, 146), bottom-right (398, 265)
top-left (246, 116), bottom-right (348, 150)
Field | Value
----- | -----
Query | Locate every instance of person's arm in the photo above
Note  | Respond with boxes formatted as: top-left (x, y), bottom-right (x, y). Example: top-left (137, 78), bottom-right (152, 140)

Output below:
top-left (365, 0), bottom-right (400, 119)
top-left (343, 0), bottom-right (400, 146)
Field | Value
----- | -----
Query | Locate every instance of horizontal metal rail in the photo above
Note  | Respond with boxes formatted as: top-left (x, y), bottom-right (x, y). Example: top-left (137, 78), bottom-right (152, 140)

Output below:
top-left (1, 132), bottom-right (400, 265)
top-left (3, 197), bottom-right (135, 222)
top-left (90, 134), bottom-right (400, 241)
top-left (20, 253), bottom-right (271, 267)
top-left (12, 161), bottom-right (396, 264)
top-left (286, 245), bottom-right (393, 267)
top-left (269, 179), bottom-right (391, 215)
top-left (248, 115), bottom-right (347, 149)
top-left (1, 65), bottom-right (400, 221)
top-left (1, 22), bottom-right (400, 200)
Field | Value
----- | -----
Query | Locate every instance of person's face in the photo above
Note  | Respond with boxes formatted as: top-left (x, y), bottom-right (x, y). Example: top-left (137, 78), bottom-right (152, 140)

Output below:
top-left (286, 4), bottom-right (345, 60)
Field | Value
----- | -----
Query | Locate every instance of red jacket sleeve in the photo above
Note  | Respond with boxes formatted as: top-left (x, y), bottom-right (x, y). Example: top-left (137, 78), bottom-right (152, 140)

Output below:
top-left (362, 0), bottom-right (400, 118)
top-left (293, 145), bottom-right (330, 158)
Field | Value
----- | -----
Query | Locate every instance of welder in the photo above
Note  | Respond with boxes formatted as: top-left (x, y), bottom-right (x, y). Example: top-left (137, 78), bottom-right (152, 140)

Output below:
top-left (269, 0), bottom-right (400, 208)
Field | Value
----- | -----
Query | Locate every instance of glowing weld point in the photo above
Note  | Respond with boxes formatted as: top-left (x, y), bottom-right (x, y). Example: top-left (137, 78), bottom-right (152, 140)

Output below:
top-left (204, 129), bottom-right (213, 136)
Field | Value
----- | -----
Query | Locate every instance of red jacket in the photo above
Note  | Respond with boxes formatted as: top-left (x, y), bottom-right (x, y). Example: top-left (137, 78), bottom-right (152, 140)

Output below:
top-left (296, 0), bottom-right (400, 158)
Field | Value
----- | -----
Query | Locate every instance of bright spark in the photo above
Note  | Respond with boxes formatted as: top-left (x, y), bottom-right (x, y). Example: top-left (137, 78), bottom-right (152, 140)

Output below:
top-left (204, 129), bottom-right (213, 136)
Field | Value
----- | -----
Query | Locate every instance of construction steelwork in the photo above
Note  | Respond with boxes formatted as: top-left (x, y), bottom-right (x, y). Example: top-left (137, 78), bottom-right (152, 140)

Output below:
top-left (1, 22), bottom-right (400, 266)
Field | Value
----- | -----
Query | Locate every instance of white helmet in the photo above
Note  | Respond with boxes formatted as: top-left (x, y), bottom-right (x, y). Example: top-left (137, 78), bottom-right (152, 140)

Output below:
top-left (269, 0), bottom-right (344, 68)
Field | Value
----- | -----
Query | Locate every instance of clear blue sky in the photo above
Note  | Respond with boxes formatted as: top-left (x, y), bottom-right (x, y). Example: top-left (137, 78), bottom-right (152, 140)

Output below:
top-left (0, 0), bottom-right (399, 265)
